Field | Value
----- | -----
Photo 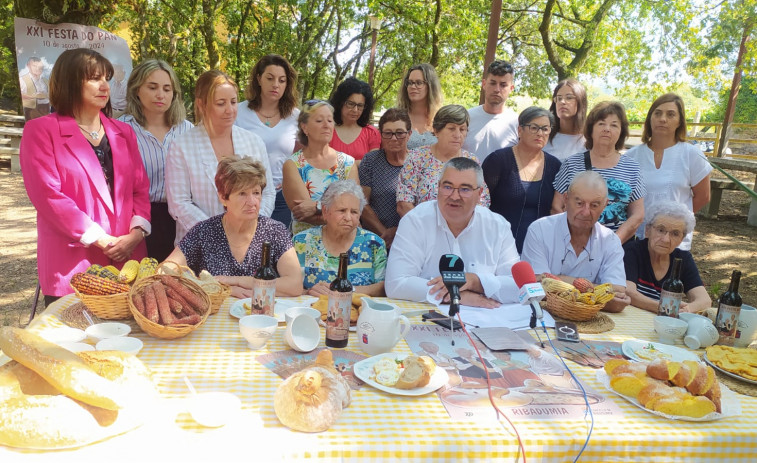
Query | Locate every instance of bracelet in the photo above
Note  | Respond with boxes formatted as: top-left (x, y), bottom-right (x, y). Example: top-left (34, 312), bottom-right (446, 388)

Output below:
top-left (133, 227), bottom-right (147, 239)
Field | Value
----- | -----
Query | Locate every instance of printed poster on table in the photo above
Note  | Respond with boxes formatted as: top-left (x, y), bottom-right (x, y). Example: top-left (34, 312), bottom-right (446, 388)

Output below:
top-left (14, 17), bottom-right (132, 121)
top-left (256, 347), bottom-right (367, 390)
top-left (404, 324), bottom-right (624, 421)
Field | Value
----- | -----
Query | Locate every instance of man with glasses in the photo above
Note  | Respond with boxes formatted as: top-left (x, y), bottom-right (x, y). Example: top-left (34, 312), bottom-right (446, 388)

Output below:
top-left (386, 157), bottom-right (520, 307)
top-left (462, 60), bottom-right (518, 162)
top-left (521, 171), bottom-right (630, 312)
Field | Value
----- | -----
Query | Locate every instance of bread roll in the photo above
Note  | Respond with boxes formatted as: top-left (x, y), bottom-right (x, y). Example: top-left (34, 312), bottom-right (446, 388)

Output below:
top-left (0, 327), bottom-right (130, 410)
top-left (394, 356), bottom-right (436, 389)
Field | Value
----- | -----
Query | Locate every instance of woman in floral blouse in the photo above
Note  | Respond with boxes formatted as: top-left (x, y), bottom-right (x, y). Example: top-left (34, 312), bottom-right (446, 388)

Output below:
top-left (396, 104), bottom-right (490, 218)
top-left (293, 180), bottom-right (386, 296)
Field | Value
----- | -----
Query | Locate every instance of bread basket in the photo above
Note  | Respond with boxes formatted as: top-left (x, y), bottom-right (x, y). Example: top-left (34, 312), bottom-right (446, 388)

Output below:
top-left (156, 262), bottom-right (228, 314)
top-left (544, 292), bottom-right (606, 322)
top-left (71, 288), bottom-right (131, 320)
top-left (128, 274), bottom-right (210, 339)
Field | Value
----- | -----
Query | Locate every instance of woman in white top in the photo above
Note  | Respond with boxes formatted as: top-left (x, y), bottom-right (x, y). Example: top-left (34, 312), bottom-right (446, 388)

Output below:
top-left (543, 78), bottom-right (587, 161)
top-left (119, 59), bottom-right (193, 260)
top-left (396, 63), bottom-right (443, 149)
top-left (235, 54), bottom-right (300, 227)
top-left (625, 93), bottom-right (712, 250)
top-left (166, 70), bottom-right (274, 244)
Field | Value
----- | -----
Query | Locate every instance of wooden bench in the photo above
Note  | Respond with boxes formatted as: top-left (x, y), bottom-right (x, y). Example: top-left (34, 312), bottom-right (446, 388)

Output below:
top-left (0, 114), bottom-right (25, 128)
top-left (699, 157), bottom-right (757, 226)
top-left (0, 126), bottom-right (23, 172)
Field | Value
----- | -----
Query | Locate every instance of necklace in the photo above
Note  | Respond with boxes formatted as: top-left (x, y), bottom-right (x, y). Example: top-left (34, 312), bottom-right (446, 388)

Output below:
top-left (78, 119), bottom-right (103, 140)
top-left (512, 146), bottom-right (543, 182)
top-left (258, 110), bottom-right (280, 127)
top-left (512, 148), bottom-right (545, 245)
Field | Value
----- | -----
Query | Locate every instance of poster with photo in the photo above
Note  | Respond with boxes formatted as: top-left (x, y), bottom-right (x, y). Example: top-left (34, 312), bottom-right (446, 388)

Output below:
top-left (14, 17), bottom-right (132, 121)
top-left (404, 324), bottom-right (624, 421)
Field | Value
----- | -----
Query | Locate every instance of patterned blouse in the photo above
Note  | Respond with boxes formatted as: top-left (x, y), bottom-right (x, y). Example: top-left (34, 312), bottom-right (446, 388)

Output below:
top-left (179, 215), bottom-right (293, 276)
top-left (293, 226), bottom-right (387, 289)
top-left (396, 146), bottom-right (490, 207)
top-left (290, 150), bottom-right (355, 235)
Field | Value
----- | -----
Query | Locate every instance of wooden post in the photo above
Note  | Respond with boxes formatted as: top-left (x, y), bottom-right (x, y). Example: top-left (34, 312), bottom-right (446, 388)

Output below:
top-left (368, 16), bottom-right (382, 90)
top-left (479, 0), bottom-right (503, 105)
top-left (717, 24), bottom-right (750, 157)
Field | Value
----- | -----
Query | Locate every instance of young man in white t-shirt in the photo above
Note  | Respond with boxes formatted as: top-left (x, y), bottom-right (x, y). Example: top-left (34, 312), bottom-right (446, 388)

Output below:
top-left (462, 60), bottom-right (519, 162)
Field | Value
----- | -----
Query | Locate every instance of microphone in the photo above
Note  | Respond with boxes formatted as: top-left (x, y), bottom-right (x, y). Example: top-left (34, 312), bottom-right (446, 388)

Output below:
top-left (511, 261), bottom-right (545, 328)
top-left (439, 254), bottom-right (466, 317)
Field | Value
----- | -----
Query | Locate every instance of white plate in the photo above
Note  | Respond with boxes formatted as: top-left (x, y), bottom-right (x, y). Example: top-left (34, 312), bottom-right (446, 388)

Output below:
top-left (39, 327), bottom-right (86, 344)
top-left (353, 352), bottom-right (449, 396)
top-left (229, 297), bottom-right (318, 323)
top-left (622, 340), bottom-right (699, 363)
top-left (703, 352), bottom-right (757, 385)
top-left (596, 369), bottom-right (741, 421)
top-left (317, 319), bottom-right (357, 332)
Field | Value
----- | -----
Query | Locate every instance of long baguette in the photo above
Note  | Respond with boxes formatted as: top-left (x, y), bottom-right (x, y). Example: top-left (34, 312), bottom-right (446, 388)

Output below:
top-left (0, 327), bottom-right (128, 410)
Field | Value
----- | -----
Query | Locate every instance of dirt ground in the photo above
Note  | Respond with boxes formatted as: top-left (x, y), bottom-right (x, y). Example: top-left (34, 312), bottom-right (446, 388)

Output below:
top-left (1, 169), bottom-right (756, 327)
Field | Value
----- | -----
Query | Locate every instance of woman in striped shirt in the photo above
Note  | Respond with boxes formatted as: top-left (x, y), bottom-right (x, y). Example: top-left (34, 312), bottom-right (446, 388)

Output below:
top-left (119, 59), bottom-right (192, 260)
top-left (551, 101), bottom-right (646, 243)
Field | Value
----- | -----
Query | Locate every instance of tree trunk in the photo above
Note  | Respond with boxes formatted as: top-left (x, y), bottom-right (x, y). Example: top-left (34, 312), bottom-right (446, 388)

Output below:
top-left (717, 23), bottom-right (751, 158)
top-left (201, 0), bottom-right (220, 70)
top-left (480, 0), bottom-right (503, 105)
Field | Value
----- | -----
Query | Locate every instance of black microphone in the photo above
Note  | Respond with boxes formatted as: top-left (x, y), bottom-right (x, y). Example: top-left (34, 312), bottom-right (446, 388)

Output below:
top-left (439, 254), bottom-right (466, 317)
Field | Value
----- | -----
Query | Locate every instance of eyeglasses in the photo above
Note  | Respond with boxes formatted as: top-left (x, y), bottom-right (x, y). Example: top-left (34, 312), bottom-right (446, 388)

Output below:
top-left (560, 246), bottom-right (594, 276)
top-left (381, 130), bottom-right (408, 139)
top-left (344, 100), bottom-right (366, 111)
top-left (554, 95), bottom-right (577, 103)
top-left (651, 225), bottom-right (683, 239)
top-left (439, 185), bottom-right (480, 198)
top-left (521, 123), bottom-right (552, 135)
top-left (406, 79), bottom-right (427, 88)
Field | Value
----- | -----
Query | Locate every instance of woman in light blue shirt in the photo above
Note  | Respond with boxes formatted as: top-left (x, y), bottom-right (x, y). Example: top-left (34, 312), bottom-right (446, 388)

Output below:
top-left (119, 59), bottom-right (192, 260)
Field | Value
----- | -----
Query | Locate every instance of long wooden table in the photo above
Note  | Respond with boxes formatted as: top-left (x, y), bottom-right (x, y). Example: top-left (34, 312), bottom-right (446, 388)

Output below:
top-left (2, 295), bottom-right (756, 462)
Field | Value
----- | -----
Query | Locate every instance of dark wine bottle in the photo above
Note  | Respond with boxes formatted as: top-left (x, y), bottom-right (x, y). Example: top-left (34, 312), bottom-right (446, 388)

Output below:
top-left (326, 253), bottom-right (353, 348)
top-left (251, 242), bottom-right (278, 316)
top-left (715, 270), bottom-right (743, 345)
top-left (658, 257), bottom-right (684, 318)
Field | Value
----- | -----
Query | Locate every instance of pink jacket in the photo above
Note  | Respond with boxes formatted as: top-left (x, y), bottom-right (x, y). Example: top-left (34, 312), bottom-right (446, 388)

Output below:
top-left (20, 113), bottom-right (151, 296)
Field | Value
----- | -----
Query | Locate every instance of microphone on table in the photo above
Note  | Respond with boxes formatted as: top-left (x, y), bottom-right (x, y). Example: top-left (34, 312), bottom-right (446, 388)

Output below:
top-left (511, 261), bottom-right (546, 331)
top-left (439, 254), bottom-right (466, 318)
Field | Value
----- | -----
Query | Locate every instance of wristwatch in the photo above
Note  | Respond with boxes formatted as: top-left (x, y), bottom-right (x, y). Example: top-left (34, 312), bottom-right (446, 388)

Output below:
top-left (134, 227), bottom-right (147, 239)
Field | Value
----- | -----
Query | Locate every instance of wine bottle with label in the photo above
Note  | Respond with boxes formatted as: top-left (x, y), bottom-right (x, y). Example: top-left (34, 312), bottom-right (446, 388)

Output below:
top-left (715, 270), bottom-right (742, 345)
top-left (250, 242), bottom-right (278, 316)
top-left (326, 253), bottom-right (353, 348)
top-left (658, 257), bottom-right (684, 318)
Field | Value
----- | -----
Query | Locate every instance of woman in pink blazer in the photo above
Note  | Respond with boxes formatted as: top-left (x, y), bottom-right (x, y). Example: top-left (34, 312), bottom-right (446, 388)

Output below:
top-left (20, 49), bottom-right (151, 304)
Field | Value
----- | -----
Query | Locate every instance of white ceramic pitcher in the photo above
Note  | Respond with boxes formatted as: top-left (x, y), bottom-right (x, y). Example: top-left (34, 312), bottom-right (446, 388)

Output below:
top-left (735, 305), bottom-right (757, 348)
top-left (356, 297), bottom-right (410, 355)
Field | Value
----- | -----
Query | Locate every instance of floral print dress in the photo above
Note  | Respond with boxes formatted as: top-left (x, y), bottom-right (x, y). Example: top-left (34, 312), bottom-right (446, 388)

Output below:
top-left (293, 226), bottom-right (387, 289)
top-left (290, 150), bottom-right (355, 235)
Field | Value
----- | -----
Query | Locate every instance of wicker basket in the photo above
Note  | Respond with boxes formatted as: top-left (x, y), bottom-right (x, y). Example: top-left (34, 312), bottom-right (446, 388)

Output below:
top-left (156, 261), bottom-right (228, 314)
top-left (544, 292), bottom-right (606, 322)
top-left (72, 287), bottom-right (132, 320)
top-left (128, 274), bottom-right (211, 339)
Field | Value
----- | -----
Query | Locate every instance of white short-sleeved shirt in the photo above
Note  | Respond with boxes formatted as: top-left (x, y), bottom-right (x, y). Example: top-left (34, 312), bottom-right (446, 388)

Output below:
top-left (543, 133), bottom-right (586, 162)
top-left (625, 142), bottom-right (712, 250)
top-left (521, 213), bottom-right (626, 287)
top-left (462, 105), bottom-right (519, 162)
top-left (235, 102), bottom-right (299, 190)
top-left (385, 200), bottom-right (520, 303)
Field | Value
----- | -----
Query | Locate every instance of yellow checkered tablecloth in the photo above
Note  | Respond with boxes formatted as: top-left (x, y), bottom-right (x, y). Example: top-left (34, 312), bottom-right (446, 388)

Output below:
top-left (2, 295), bottom-right (757, 462)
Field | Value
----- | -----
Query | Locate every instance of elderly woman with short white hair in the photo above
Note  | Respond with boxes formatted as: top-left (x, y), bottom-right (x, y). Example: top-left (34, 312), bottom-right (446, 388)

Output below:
top-left (293, 180), bottom-right (387, 296)
top-left (623, 200), bottom-right (710, 313)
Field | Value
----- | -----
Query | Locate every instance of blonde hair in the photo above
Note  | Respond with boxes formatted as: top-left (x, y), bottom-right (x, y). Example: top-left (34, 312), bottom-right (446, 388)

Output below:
top-left (296, 100), bottom-right (334, 146)
top-left (194, 70), bottom-right (238, 131)
top-left (124, 59), bottom-right (187, 127)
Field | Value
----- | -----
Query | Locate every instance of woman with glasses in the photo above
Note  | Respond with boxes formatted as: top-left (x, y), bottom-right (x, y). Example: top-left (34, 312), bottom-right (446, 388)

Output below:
top-left (625, 93), bottom-right (712, 250)
top-left (294, 180), bottom-right (386, 296)
top-left (396, 104), bottom-right (489, 217)
top-left (623, 201), bottom-right (710, 313)
top-left (552, 101), bottom-right (645, 243)
top-left (235, 54), bottom-right (300, 228)
top-left (329, 76), bottom-right (380, 161)
top-left (543, 78), bottom-right (588, 161)
top-left (396, 63), bottom-right (443, 149)
top-left (358, 108), bottom-right (410, 248)
top-left (482, 107), bottom-right (562, 254)
top-left (282, 100), bottom-right (359, 234)
top-left (119, 59), bottom-right (193, 261)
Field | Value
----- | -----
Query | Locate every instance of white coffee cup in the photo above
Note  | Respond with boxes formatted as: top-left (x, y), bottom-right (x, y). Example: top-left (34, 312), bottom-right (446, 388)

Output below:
top-left (284, 314), bottom-right (320, 352)
top-left (735, 304), bottom-right (757, 348)
top-left (680, 313), bottom-right (719, 350)
top-left (284, 306), bottom-right (321, 326)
